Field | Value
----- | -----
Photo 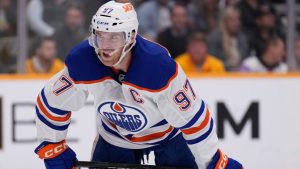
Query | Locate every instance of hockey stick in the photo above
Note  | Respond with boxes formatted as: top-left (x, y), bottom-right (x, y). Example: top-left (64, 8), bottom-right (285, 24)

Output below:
top-left (74, 160), bottom-right (190, 169)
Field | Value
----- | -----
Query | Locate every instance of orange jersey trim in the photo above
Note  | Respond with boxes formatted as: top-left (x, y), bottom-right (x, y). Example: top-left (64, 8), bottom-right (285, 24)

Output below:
top-left (181, 109), bottom-right (210, 135)
top-left (126, 126), bottom-right (174, 142)
top-left (123, 64), bottom-right (178, 92)
top-left (37, 96), bottom-right (71, 122)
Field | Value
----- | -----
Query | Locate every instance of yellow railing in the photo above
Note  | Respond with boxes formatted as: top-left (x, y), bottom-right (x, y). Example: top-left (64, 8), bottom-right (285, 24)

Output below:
top-left (187, 72), bottom-right (300, 78)
top-left (0, 74), bottom-right (52, 80)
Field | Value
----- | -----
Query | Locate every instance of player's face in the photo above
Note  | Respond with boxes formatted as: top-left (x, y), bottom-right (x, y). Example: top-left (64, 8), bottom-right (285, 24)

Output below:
top-left (95, 31), bottom-right (126, 66)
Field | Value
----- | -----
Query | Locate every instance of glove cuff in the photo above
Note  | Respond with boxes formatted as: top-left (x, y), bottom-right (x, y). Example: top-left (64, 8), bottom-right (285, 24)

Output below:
top-left (35, 140), bottom-right (68, 159)
top-left (214, 149), bottom-right (228, 169)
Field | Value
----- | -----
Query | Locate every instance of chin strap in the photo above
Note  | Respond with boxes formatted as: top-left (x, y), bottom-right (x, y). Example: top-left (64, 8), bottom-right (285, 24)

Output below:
top-left (90, 32), bottom-right (137, 67)
top-left (112, 40), bottom-right (136, 67)
top-left (95, 39), bottom-right (136, 67)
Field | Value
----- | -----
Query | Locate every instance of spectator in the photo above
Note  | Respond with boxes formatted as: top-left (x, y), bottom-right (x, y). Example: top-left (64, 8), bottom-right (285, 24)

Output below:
top-left (189, 0), bottom-right (219, 33)
top-left (176, 33), bottom-right (225, 73)
top-left (81, 0), bottom-right (106, 30)
top-left (208, 6), bottom-right (249, 71)
top-left (295, 37), bottom-right (300, 71)
top-left (157, 3), bottom-right (191, 59)
top-left (54, 3), bottom-right (87, 60)
top-left (0, 0), bottom-right (16, 37)
top-left (27, 0), bottom-right (72, 37)
top-left (235, 0), bottom-right (260, 38)
top-left (0, 38), bottom-right (16, 73)
top-left (0, 0), bottom-right (17, 73)
top-left (132, 0), bottom-right (150, 7)
top-left (248, 3), bottom-right (285, 55)
top-left (219, 0), bottom-right (241, 8)
top-left (137, 0), bottom-right (172, 40)
top-left (26, 37), bottom-right (64, 74)
top-left (240, 35), bottom-right (287, 72)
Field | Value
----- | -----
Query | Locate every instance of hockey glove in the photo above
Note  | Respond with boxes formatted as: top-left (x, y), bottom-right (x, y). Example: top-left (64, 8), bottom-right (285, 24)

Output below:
top-left (35, 140), bottom-right (76, 169)
top-left (207, 149), bottom-right (243, 169)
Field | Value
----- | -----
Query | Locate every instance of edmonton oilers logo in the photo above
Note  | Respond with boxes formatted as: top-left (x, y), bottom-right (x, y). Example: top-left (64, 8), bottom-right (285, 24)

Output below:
top-left (97, 102), bottom-right (147, 132)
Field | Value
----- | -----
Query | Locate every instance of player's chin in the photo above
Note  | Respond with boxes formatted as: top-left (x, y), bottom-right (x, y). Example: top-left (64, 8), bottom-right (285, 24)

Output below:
top-left (101, 58), bottom-right (117, 67)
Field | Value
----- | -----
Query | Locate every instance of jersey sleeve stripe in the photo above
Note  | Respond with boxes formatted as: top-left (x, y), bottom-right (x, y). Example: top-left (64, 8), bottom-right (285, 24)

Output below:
top-left (181, 109), bottom-right (210, 135)
top-left (41, 89), bottom-right (69, 115)
top-left (37, 96), bottom-right (71, 122)
top-left (123, 64), bottom-right (178, 92)
top-left (36, 107), bottom-right (70, 131)
top-left (179, 100), bottom-right (206, 130)
top-left (151, 120), bottom-right (168, 128)
top-left (126, 126), bottom-right (174, 142)
top-left (186, 118), bottom-right (214, 145)
top-left (73, 76), bottom-right (113, 84)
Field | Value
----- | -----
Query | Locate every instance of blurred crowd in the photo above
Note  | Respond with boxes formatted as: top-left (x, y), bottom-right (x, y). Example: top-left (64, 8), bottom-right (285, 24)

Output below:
top-left (0, 0), bottom-right (300, 74)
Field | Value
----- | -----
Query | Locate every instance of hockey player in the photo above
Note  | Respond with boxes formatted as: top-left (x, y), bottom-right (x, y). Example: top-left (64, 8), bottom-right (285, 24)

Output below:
top-left (34, 1), bottom-right (243, 169)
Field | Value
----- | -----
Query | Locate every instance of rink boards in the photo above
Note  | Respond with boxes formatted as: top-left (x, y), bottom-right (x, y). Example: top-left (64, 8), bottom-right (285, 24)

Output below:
top-left (0, 73), bottom-right (299, 169)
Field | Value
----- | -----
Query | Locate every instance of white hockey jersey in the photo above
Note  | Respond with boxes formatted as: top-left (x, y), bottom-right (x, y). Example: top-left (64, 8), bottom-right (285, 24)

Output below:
top-left (35, 35), bottom-right (218, 168)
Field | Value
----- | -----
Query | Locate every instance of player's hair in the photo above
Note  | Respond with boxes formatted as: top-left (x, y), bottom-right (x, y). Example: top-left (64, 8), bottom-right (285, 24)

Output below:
top-left (66, 2), bottom-right (84, 15)
top-left (32, 36), bottom-right (55, 51)
top-left (257, 35), bottom-right (284, 58)
top-left (170, 2), bottom-right (188, 16)
top-left (28, 36), bottom-right (56, 57)
top-left (187, 32), bottom-right (207, 45)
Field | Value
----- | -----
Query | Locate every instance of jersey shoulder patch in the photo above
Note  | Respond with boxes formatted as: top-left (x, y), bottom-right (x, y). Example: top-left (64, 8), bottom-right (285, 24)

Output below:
top-left (65, 40), bottom-right (111, 83)
top-left (124, 36), bottom-right (178, 92)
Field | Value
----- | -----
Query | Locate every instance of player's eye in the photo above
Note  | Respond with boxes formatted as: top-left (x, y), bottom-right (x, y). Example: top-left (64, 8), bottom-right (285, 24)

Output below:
top-left (111, 35), bottom-right (121, 40)
top-left (96, 33), bottom-right (103, 39)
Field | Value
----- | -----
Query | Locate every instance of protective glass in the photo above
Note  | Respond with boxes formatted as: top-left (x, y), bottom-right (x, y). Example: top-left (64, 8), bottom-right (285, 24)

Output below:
top-left (92, 31), bottom-right (127, 50)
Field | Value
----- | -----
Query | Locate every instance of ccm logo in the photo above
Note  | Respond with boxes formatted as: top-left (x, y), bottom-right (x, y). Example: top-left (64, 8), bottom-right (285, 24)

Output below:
top-left (41, 142), bottom-right (68, 159)
top-left (216, 151), bottom-right (228, 169)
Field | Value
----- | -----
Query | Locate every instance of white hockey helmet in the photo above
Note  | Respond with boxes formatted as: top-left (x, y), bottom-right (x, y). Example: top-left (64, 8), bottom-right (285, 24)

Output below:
top-left (89, 1), bottom-right (139, 66)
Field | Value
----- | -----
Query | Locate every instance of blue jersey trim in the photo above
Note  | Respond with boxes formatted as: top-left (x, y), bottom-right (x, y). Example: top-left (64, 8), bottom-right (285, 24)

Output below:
top-left (179, 100), bottom-right (205, 129)
top-left (186, 118), bottom-right (214, 145)
top-left (151, 120), bottom-right (168, 128)
top-left (101, 121), bottom-right (124, 139)
top-left (36, 107), bottom-right (70, 131)
top-left (64, 37), bottom-right (177, 90)
top-left (123, 35), bottom-right (177, 91)
top-left (65, 40), bottom-right (111, 83)
top-left (41, 88), bottom-right (69, 116)
top-left (34, 141), bottom-right (51, 154)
